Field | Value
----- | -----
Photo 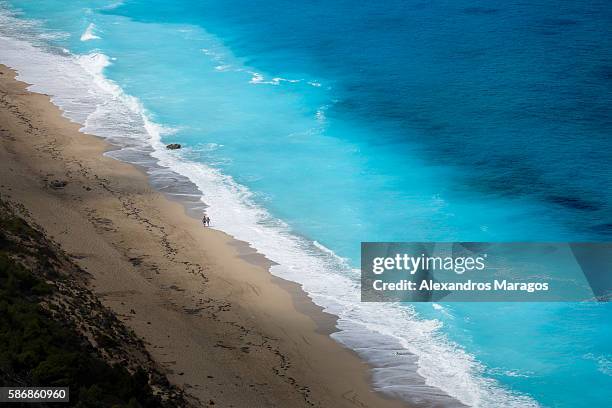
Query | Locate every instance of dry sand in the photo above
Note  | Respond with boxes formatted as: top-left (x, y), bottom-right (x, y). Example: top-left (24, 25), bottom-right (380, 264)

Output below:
top-left (0, 64), bottom-right (412, 408)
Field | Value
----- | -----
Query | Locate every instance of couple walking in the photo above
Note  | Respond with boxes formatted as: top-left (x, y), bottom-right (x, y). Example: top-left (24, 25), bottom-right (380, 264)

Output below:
top-left (202, 215), bottom-right (211, 227)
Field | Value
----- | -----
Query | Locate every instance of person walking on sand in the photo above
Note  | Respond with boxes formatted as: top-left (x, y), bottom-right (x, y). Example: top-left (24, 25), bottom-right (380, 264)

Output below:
top-left (202, 215), bottom-right (207, 227)
top-left (206, 216), bottom-right (211, 227)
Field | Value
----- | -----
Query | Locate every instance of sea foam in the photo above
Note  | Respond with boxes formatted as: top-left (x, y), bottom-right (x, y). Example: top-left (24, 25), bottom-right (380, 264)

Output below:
top-left (80, 23), bottom-right (100, 41)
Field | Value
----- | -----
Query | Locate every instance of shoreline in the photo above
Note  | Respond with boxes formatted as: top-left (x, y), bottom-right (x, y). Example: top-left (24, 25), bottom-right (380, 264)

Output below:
top-left (0, 64), bottom-right (416, 407)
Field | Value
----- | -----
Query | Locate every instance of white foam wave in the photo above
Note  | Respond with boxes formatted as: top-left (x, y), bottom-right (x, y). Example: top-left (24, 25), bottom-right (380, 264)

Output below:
top-left (313, 240), bottom-right (350, 266)
top-left (584, 353), bottom-right (612, 376)
top-left (100, 1), bottom-right (124, 11)
top-left (38, 31), bottom-right (70, 41)
top-left (0, 12), bottom-right (539, 407)
top-left (248, 71), bottom-right (265, 84)
top-left (272, 76), bottom-right (300, 84)
top-left (201, 47), bottom-right (224, 62)
top-left (200, 45), bottom-right (306, 87)
top-left (80, 23), bottom-right (100, 41)
top-left (315, 105), bottom-right (329, 124)
top-left (248, 70), bottom-right (301, 85)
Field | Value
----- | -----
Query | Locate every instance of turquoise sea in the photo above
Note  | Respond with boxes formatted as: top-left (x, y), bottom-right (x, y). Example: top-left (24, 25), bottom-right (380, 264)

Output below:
top-left (0, 1), bottom-right (610, 406)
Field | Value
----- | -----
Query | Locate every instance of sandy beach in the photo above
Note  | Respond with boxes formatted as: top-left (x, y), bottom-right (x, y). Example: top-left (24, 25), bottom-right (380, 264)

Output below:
top-left (0, 64), bottom-right (412, 407)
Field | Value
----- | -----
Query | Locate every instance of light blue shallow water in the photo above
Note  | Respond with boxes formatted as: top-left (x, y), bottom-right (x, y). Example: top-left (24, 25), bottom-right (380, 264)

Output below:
top-left (1, 1), bottom-right (610, 407)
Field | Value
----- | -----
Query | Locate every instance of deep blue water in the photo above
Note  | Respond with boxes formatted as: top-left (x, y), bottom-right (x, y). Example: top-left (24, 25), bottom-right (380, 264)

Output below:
top-left (1, 1), bottom-right (610, 407)
top-left (111, 0), bottom-right (612, 242)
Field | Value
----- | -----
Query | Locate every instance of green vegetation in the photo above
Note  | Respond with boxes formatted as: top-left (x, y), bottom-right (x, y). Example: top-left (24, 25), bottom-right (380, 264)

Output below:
top-left (0, 203), bottom-right (165, 407)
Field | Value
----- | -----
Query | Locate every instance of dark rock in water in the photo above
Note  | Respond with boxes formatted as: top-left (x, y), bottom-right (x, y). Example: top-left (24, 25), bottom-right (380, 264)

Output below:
top-left (50, 180), bottom-right (67, 189)
top-left (166, 143), bottom-right (181, 150)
